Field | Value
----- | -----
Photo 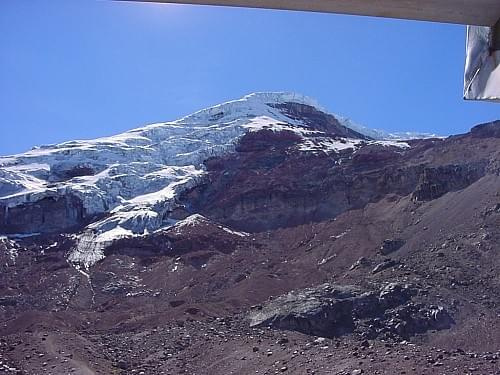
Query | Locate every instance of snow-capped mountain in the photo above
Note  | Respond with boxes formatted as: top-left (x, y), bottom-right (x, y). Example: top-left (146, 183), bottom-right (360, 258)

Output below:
top-left (0, 92), bottom-right (432, 267)
top-left (1, 91), bottom-right (499, 375)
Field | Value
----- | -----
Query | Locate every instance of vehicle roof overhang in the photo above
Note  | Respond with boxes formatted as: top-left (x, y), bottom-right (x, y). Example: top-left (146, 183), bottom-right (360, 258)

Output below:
top-left (127, 0), bottom-right (500, 26)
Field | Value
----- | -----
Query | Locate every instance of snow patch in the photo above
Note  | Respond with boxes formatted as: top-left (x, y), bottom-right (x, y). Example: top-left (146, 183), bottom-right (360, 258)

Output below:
top-left (219, 226), bottom-right (249, 237)
top-left (296, 137), bottom-right (410, 155)
top-left (173, 214), bottom-right (209, 229)
top-left (297, 138), bottom-right (362, 154)
top-left (0, 236), bottom-right (19, 263)
top-left (372, 140), bottom-right (411, 148)
top-left (337, 116), bottom-right (441, 141)
top-left (173, 214), bottom-right (249, 237)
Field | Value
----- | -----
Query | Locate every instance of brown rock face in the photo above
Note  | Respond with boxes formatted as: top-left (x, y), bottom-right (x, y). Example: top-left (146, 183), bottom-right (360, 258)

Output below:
top-left (183, 127), bottom-right (495, 232)
top-left (411, 162), bottom-right (488, 201)
top-left (0, 194), bottom-right (87, 234)
top-left (270, 102), bottom-right (369, 139)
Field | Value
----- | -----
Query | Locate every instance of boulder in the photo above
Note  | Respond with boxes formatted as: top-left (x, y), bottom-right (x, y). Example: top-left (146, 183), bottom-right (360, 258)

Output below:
top-left (380, 239), bottom-right (405, 255)
top-left (372, 259), bottom-right (398, 274)
top-left (249, 282), bottom-right (453, 340)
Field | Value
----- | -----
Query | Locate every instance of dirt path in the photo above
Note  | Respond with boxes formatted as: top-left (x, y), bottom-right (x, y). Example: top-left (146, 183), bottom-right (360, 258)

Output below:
top-left (39, 333), bottom-right (98, 375)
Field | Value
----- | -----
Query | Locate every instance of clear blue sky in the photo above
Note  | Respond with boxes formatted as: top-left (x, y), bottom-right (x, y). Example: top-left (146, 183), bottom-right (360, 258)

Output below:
top-left (1, 0), bottom-right (499, 155)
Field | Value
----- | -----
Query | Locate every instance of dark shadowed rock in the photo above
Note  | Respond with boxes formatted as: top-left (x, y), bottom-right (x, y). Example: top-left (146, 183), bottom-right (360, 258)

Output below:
top-left (249, 284), bottom-right (358, 338)
top-left (378, 283), bottom-right (414, 309)
top-left (350, 257), bottom-right (370, 270)
top-left (380, 239), bottom-right (406, 255)
top-left (249, 283), bottom-right (453, 340)
top-left (0, 194), bottom-right (88, 235)
top-left (412, 163), bottom-right (487, 202)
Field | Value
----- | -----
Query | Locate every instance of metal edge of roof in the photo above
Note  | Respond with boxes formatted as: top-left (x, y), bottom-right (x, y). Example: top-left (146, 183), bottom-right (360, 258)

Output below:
top-left (119, 0), bottom-right (500, 26)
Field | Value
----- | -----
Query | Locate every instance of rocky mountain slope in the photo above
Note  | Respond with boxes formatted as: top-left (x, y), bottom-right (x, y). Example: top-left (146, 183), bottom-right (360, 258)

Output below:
top-left (0, 93), bottom-right (499, 375)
